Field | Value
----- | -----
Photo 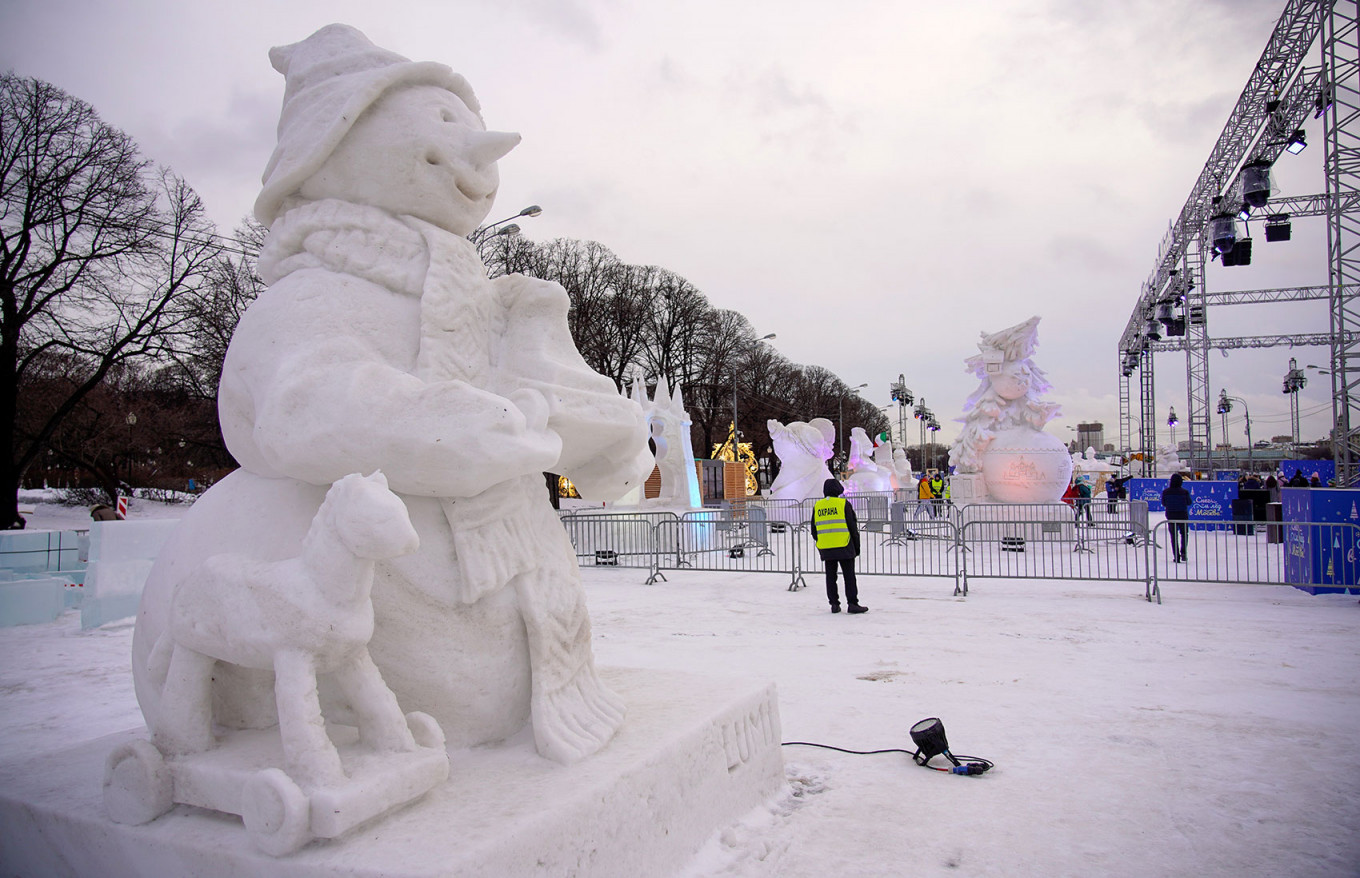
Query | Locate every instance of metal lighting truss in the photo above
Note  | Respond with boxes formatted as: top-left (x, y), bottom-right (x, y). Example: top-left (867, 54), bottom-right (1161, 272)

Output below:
top-left (1118, 0), bottom-right (1360, 476)
top-left (1322, 2), bottom-right (1360, 484)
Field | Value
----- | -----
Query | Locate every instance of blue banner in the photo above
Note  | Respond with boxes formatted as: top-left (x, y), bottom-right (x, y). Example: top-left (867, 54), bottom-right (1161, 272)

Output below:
top-left (1130, 478), bottom-right (1236, 528)
top-left (1282, 487), bottom-right (1360, 590)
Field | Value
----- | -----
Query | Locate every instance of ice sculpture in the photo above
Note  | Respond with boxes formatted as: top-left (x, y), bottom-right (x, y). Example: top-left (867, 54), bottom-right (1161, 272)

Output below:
top-left (768, 418), bottom-right (836, 501)
top-left (129, 23), bottom-right (651, 828)
top-left (629, 368), bottom-right (703, 509)
top-left (108, 472), bottom-right (448, 855)
top-left (948, 316), bottom-right (1072, 503)
top-left (845, 427), bottom-right (894, 494)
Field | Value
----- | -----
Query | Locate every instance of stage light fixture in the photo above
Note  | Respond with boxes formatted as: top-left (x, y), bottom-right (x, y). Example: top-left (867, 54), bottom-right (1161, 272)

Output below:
top-left (1165, 317), bottom-right (1186, 337)
top-left (1265, 213), bottom-right (1291, 242)
top-left (1145, 319), bottom-right (1162, 341)
top-left (1242, 162), bottom-right (1272, 208)
top-left (1286, 129), bottom-right (1307, 154)
top-left (1211, 214), bottom-right (1237, 255)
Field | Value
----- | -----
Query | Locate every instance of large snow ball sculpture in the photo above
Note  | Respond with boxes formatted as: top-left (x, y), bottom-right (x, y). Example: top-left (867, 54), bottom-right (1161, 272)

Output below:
top-left (981, 426), bottom-right (1073, 503)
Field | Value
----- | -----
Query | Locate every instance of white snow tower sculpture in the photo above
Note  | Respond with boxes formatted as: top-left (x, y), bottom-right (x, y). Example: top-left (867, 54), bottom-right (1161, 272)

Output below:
top-left (127, 24), bottom-right (653, 841)
top-left (629, 369), bottom-right (703, 509)
top-left (948, 316), bottom-right (1072, 502)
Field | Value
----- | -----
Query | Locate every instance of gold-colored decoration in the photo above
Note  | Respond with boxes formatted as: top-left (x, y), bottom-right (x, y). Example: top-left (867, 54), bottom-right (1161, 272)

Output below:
top-left (557, 475), bottom-right (581, 499)
top-left (711, 421), bottom-right (759, 496)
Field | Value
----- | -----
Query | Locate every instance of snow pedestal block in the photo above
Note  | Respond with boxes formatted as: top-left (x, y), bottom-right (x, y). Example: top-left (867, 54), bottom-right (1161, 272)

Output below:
top-left (0, 667), bottom-right (785, 878)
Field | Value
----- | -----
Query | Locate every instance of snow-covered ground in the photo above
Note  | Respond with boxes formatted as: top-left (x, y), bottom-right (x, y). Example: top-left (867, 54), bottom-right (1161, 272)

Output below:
top-left (3, 500), bottom-right (1359, 877)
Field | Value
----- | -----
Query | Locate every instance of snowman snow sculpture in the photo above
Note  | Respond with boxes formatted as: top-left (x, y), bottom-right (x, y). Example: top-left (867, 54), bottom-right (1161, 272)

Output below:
top-left (130, 22), bottom-right (651, 783)
top-left (948, 316), bottom-right (1071, 503)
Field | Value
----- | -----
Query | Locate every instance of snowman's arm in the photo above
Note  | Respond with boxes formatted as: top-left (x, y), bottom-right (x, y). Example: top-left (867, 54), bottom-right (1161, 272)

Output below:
top-left (224, 277), bottom-right (562, 497)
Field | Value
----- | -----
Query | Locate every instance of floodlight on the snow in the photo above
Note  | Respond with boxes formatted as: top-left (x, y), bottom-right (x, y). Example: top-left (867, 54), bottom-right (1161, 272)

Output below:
top-left (909, 717), bottom-right (994, 776)
top-left (909, 717), bottom-right (951, 763)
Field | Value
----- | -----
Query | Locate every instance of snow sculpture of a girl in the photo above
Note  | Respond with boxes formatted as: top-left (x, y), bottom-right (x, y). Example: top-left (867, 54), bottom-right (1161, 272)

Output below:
top-left (948, 316), bottom-right (1072, 503)
top-left (131, 24), bottom-right (651, 766)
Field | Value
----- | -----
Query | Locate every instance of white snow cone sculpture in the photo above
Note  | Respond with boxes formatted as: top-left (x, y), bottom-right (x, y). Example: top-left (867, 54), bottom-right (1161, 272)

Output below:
top-left (130, 22), bottom-right (651, 784)
top-left (948, 316), bottom-right (1071, 503)
top-left (768, 418), bottom-right (836, 501)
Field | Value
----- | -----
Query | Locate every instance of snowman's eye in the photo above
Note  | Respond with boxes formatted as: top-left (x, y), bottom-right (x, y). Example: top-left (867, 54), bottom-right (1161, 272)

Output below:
top-left (440, 109), bottom-right (456, 122)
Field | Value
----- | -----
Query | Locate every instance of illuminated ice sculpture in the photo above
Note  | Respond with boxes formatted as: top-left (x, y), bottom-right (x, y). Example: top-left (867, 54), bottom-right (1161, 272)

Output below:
top-left (949, 316), bottom-right (1072, 503)
top-left (126, 23), bottom-right (653, 849)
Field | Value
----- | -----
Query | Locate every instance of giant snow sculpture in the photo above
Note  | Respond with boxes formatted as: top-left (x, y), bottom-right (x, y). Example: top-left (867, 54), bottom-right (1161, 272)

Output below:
top-left (948, 316), bottom-right (1072, 503)
top-left (123, 23), bottom-right (651, 850)
top-left (768, 418), bottom-right (836, 501)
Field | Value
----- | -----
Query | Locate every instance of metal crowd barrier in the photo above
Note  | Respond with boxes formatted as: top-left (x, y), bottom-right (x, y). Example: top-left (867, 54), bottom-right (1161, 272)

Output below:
top-left (556, 502), bottom-right (1349, 604)
top-left (1146, 518), bottom-right (1360, 603)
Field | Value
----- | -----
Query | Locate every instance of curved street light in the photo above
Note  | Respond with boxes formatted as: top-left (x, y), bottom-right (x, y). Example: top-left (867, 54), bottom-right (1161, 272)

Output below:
top-left (1217, 389), bottom-right (1253, 471)
top-left (470, 204), bottom-right (543, 248)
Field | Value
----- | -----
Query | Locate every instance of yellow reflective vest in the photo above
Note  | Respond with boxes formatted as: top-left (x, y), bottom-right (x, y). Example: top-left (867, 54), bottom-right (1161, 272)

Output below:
top-left (813, 497), bottom-right (851, 550)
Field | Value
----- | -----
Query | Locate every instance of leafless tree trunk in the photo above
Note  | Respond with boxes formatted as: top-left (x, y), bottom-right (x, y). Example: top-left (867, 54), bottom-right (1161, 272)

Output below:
top-left (1, 74), bottom-right (221, 524)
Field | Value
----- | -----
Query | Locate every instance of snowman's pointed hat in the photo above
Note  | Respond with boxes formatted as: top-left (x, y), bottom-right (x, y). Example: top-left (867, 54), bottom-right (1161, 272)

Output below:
top-left (255, 23), bottom-right (485, 226)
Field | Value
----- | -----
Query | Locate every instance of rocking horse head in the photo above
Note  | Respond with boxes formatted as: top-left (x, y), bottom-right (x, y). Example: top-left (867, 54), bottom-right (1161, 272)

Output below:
top-left (310, 471), bottom-right (419, 561)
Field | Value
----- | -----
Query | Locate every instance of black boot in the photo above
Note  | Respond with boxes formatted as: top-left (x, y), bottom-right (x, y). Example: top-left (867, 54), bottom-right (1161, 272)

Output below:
top-left (830, 604), bottom-right (842, 613)
top-left (847, 604), bottom-right (868, 614)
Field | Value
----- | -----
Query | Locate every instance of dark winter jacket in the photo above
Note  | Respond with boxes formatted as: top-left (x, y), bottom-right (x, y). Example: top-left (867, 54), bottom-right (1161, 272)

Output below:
top-left (1161, 477), bottom-right (1191, 520)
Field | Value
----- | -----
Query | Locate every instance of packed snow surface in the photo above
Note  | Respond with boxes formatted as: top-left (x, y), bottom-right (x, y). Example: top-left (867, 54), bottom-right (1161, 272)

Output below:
top-left (4, 502), bottom-right (1359, 877)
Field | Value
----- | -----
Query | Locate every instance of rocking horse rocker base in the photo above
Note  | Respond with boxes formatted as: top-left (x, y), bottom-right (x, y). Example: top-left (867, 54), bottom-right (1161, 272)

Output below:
top-left (104, 711), bottom-right (449, 856)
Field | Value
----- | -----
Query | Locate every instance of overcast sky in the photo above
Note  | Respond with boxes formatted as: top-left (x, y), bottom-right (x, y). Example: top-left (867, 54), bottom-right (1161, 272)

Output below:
top-left (1, 0), bottom-right (1335, 452)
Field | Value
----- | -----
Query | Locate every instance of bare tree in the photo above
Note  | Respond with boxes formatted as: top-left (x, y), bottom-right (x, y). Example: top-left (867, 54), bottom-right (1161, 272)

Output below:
top-left (1, 74), bottom-right (222, 524)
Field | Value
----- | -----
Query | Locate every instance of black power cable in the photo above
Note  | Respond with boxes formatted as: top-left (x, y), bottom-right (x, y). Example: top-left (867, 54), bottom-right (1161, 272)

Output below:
top-left (781, 741), bottom-right (994, 776)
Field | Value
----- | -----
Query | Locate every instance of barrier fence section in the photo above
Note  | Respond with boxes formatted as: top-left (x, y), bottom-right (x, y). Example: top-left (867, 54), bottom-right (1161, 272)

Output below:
top-left (655, 513), bottom-right (803, 589)
top-left (558, 512), bottom-right (670, 583)
top-left (555, 502), bottom-right (1342, 604)
top-left (1147, 518), bottom-right (1360, 603)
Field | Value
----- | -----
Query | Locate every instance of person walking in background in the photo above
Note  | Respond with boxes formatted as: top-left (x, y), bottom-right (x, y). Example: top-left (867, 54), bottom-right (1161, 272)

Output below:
top-left (811, 478), bottom-right (866, 614)
top-left (917, 472), bottom-right (934, 518)
top-left (1074, 475), bottom-right (1093, 524)
top-left (1287, 469), bottom-right (1309, 488)
top-left (1161, 472), bottom-right (1191, 563)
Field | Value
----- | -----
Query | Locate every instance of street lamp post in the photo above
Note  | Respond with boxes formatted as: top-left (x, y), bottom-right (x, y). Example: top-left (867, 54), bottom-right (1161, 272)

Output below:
top-left (1217, 389), bottom-right (1252, 472)
top-left (469, 205), bottom-right (542, 255)
top-left (838, 383), bottom-right (869, 464)
top-left (1168, 406), bottom-right (1179, 450)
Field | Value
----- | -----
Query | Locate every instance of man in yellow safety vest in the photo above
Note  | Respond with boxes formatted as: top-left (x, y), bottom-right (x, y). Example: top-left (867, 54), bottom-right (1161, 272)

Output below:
top-left (810, 478), bottom-right (866, 614)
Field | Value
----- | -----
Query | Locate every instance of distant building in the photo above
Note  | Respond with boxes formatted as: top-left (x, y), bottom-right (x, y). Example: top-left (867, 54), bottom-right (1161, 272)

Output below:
top-left (1076, 422), bottom-right (1104, 451)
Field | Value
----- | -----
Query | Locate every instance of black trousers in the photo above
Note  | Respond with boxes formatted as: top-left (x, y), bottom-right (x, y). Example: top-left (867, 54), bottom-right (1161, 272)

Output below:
top-left (825, 558), bottom-right (858, 607)
top-left (1168, 520), bottom-right (1187, 559)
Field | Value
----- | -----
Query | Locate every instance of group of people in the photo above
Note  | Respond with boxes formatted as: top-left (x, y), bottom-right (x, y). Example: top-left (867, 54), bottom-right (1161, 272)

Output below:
top-left (915, 471), bottom-right (947, 517)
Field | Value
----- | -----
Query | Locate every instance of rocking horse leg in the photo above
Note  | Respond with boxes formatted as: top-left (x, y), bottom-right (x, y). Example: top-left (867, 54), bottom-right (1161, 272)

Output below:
top-left (273, 649), bottom-right (344, 789)
top-left (331, 650), bottom-right (415, 752)
top-left (153, 645), bottom-right (216, 755)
